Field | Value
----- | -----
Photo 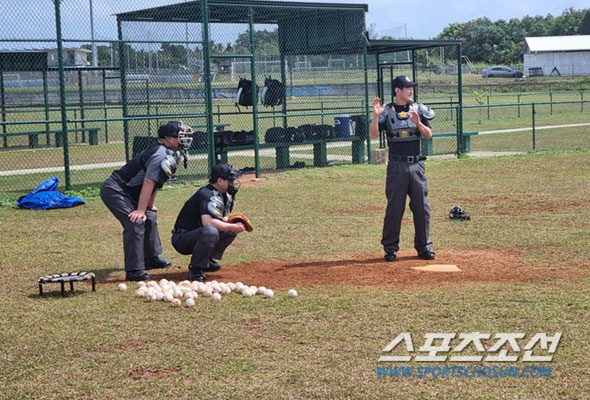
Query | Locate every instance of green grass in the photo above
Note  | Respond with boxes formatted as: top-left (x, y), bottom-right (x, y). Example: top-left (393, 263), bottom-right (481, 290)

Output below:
top-left (1, 150), bottom-right (590, 398)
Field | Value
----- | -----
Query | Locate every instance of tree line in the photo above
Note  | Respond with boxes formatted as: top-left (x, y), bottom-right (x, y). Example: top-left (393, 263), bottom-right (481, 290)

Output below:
top-left (436, 8), bottom-right (590, 65)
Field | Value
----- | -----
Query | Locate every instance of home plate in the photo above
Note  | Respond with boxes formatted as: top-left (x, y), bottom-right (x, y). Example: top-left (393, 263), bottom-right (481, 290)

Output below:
top-left (411, 264), bottom-right (461, 272)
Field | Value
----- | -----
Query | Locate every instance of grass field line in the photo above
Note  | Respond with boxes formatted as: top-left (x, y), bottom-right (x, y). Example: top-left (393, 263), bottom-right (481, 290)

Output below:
top-left (479, 122), bottom-right (590, 135)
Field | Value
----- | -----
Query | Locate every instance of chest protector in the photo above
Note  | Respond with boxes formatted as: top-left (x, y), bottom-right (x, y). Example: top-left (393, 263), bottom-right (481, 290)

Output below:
top-left (207, 189), bottom-right (233, 220)
top-left (383, 102), bottom-right (435, 143)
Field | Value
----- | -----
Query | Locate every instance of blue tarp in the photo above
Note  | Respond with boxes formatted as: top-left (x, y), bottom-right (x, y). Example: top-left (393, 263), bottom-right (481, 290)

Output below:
top-left (17, 177), bottom-right (85, 210)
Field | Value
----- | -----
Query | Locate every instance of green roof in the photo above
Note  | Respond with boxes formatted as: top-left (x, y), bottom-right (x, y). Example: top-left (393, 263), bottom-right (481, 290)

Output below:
top-left (116, 0), bottom-right (368, 24)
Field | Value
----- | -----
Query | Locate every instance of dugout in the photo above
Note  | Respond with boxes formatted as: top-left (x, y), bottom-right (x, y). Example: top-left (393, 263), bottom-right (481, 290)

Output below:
top-left (0, 51), bottom-right (121, 150)
top-left (115, 0), bottom-right (464, 177)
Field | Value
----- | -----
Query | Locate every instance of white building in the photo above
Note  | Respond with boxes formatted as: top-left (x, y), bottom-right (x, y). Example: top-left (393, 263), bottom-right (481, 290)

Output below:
top-left (524, 35), bottom-right (590, 77)
top-left (46, 48), bottom-right (91, 67)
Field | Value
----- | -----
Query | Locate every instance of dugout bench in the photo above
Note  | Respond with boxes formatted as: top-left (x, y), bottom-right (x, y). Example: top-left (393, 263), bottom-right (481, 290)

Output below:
top-left (132, 135), bottom-right (365, 168)
top-left (211, 136), bottom-right (365, 168)
top-left (1, 127), bottom-right (101, 149)
top-left (421, 131), bottom-right (478, 155)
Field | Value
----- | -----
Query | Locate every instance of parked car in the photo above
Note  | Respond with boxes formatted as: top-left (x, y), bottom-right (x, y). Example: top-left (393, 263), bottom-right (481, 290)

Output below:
top-left (481, 66), bottom-right (523, 78)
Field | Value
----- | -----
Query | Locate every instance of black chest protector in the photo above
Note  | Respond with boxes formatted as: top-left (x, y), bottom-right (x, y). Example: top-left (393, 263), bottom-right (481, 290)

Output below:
top-left (382, 102), bottom-right (435, 143)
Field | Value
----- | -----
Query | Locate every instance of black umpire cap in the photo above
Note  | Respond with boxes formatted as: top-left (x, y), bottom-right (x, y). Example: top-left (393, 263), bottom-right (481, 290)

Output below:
top-left (392, 75), bottom-right (417, 90)
top-left (209, 163), bottom-right (242, 183)
top-left (158, 121), bottom-right (183, 138)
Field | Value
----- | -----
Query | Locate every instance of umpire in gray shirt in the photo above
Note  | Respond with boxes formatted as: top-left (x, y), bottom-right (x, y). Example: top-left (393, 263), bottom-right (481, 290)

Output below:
top-left (370, 76), bottom-right (436, 262)
top-left (100, 121), bottom-right (193, 281)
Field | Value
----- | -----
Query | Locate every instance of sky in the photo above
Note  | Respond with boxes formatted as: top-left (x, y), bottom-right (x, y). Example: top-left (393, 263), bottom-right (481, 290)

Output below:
top-left (353, 0), bottom-right (590, 39)
top-left (1, 0), bottom-right (589, 44)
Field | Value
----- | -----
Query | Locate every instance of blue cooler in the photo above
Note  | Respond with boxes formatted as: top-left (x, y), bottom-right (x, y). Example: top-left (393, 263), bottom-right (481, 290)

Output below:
top-left (334, 114), bottom-right (352, 137)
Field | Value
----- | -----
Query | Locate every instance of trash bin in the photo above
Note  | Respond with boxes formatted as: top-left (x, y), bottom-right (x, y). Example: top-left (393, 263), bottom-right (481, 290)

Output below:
top-left (334, 114), bottom-right (352, 137)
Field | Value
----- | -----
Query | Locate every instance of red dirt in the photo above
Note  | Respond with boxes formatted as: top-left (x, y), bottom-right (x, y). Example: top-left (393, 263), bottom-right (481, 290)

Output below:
top-left (139, 247), bottom-right (583, 289)
top-left (128, 366), bottom-right (180, 381)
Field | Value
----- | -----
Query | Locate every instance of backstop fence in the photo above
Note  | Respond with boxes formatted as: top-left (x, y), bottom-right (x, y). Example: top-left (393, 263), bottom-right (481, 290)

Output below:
top-left (0, 1), bottom-right (587, 201)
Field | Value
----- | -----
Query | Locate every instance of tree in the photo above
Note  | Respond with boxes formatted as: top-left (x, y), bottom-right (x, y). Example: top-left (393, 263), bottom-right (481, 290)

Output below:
top-left (579, 10), bottom-right (590, 34)
top-left (436, 22), bottom-right (465, 40)
top-left (435, 8), bottom-right (589, 64)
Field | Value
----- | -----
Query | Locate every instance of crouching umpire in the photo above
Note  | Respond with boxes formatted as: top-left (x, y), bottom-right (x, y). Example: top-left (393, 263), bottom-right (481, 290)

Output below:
top-left (171, 163), bottom-right (246, 282)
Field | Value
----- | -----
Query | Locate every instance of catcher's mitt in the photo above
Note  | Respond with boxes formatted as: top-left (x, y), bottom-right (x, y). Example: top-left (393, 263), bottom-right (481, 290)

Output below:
top-left (227, 213), bottom-right (253, 232)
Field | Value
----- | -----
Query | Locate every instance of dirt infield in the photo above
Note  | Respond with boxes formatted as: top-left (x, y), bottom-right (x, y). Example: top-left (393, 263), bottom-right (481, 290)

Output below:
top-left (142, 247), bottom-right (580, 289)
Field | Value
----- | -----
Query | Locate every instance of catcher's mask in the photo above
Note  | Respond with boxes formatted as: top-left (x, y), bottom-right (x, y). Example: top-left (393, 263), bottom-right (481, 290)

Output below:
top-left (158, 121), bottom-right (194, 152)
top-left (210, 163), bottom-right (242, 196)
top-left (449, 205), bottom-right (470, 220)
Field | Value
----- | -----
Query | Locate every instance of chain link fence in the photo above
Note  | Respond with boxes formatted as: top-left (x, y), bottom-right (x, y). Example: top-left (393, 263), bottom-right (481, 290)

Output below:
top-left (0, 1), bottom-right (588, 201)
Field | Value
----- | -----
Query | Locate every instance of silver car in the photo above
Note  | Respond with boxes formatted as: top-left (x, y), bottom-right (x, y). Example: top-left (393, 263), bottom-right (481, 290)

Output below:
top-left (481, 66), bottom-right (523, 78)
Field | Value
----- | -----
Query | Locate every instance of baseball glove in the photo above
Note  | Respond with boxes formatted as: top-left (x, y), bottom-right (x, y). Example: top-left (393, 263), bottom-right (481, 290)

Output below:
top-left (227, 213), bottom-right (253, 232)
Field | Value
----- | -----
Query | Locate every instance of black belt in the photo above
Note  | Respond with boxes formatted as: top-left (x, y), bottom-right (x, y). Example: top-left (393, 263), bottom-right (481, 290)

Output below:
top-left (389, 155), bottom-right (427, 163)
top-left (172, 228), bottom-right (188, 234)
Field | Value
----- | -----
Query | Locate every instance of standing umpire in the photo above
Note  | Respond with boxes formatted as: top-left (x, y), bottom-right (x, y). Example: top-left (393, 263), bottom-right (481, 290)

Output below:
top-left (100, 121), bottom-right (193, 281)
top-left (171, 163), bottom-right (245, 282)
top-left (370, 76), bottom-right (436, 262)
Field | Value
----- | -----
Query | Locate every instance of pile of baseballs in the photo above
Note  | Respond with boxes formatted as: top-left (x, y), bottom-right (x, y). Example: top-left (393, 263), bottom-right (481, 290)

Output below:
top-left (124, 278), bottom-right (298, 308)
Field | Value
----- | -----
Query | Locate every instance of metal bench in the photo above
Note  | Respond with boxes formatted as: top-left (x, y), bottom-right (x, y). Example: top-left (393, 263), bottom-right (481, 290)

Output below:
top-left (421, 131), bottom-right (478, 155)
top-left (1, 127), bottom-right (101, 149)
top-left (200, 136), bottom-right (365, 169)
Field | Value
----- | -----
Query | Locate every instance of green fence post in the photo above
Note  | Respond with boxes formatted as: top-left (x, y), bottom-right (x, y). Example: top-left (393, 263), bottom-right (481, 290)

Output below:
top-left (117, 18), bottom-right (130, 162)
top-left (249, 6), bottom-right (260, 178)
top-left (487, 94), bottom-right (490, 120)
top-left (581, 91), bottom-right (584, 112)
top-left (549, 92), bottom-right (553, 115)
top-left (146, 79), bottom-right (151, 135)
top-left (54, 0), bottom-right (71, 189)
top-left (363, 41), bottom-right (370, 164)
top-left (0, 71), bottom-right (6, 148)
top-left (43, 70), bottom-right (50, 145)
top-left (531, 103), bottom-right (537, 151)
top-left (201, 0), bottom-right (215, 172)
top-left (78, 69), bottom-right (85, 142)
top-left (102, 69), bottom-right (108, 143)
top-left (517, 94), bottom-right (520, 118)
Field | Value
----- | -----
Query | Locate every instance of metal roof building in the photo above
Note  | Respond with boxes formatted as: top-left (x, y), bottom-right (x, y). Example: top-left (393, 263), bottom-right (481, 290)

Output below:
top-left (524, 35), bottom-right (590, 77)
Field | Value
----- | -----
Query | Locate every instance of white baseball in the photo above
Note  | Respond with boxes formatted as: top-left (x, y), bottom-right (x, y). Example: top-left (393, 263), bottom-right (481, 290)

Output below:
top-left (257, 286), bottom-right (266, 295)
top-left (135, 288), bottom-right (146, 297)
top-left (263, 289), bottom-right (274, 298)
top-left (164, 293), bottom-right (174, 302)
top-left (287, 289), bottom-right (298, 298)
top-left (170, 298), bottom-right (181, 307)
top-left (137, 281), bottom-right (147, 288)
top-left (212, 293), bottom-right (222, 301)
top-left (185, 298), bottom-right (196, 307)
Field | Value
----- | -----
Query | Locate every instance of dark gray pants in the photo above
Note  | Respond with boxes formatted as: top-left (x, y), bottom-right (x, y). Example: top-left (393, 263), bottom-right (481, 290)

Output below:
top-left (100, 176), bottom-right (162, 272)
top-left (381, 160), bottom-right (432, 253)
top-left (171, 226), bottom-right (237, 269)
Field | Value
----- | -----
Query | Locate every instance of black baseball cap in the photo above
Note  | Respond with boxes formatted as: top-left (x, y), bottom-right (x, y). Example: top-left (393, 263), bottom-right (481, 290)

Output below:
top-left (209, 163), bottom-right (242, 182)
top-left (392, 75), bottom-right (417, 89)
top-left (158, 121), bottom-right (183, 138)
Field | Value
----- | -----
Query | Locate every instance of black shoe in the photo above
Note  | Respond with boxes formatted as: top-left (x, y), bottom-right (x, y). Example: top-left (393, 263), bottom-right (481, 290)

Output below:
top-left (145, 256), bottom-right (171, 270)
top-left (126, 270), bottom-right (150, 281)
top-left (202, 259), bottom-right (221, 272)
top-left (384, 251), bottom-right (397, 262)
top-left (417, 250), bottom-right (435, 260)
top-left (188, 267), bottom-right (206, 282)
